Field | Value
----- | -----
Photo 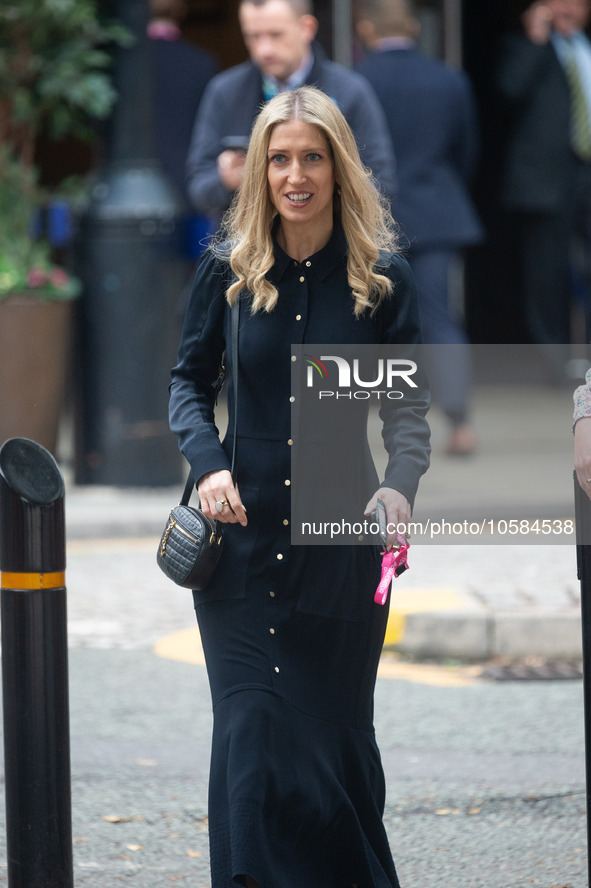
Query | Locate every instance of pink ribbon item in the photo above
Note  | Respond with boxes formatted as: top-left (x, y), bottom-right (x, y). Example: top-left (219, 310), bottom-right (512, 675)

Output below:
top-left (374, 535), bottom-right (409, 605)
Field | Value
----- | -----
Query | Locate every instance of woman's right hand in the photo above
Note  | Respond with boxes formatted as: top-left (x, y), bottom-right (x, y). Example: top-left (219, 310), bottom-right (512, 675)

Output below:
top-left (198, 469), bottom-right (247, 526)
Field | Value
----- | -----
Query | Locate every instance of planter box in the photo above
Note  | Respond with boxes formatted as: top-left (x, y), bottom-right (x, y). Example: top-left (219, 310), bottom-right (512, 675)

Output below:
top-left (0, 297), bottom-right (73, 455)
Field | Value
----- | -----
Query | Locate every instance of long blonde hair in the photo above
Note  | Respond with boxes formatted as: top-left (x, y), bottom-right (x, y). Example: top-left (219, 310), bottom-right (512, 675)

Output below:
top-left (217, 86), bottom-right (398, 315)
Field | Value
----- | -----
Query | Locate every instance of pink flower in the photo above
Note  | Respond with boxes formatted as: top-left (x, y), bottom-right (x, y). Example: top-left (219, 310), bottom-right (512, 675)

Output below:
top-left (49, 268), bottom-right (69, 288)
top-left (26, 269), bottom-right (47, 287)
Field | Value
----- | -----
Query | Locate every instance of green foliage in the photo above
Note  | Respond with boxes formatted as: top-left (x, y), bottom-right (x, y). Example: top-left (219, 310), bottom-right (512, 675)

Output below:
top-left (0, 0), bottom-right (130, 299)
top-left (0, 147), bottom-right (41, 279)
top-left (0, 147), bottom-right (80, 300)
top-left (0, 0), bottom-right (131, 150)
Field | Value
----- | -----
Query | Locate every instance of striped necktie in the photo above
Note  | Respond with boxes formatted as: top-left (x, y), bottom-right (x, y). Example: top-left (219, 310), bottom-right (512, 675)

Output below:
top-left (564, 39), bottom-right (591, 161)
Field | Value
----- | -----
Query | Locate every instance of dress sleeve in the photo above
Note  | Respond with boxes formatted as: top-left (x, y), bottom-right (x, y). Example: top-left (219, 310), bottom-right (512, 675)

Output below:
top-left (574, 368), bottom-right (591, 425)
top-left (377, 253), bottom-right (431, 508)
top-left (169, 249), bottom-right (232, 483)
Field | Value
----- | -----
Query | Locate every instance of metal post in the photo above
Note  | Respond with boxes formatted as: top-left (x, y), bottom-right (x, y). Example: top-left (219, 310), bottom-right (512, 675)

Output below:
top-left (0, 438), bottom-right (72, 888)
top-left (442, 0), bottom-right (463, 67)
top-left (75, 0), bottom-right (185, 486)
top-left (575, 473), bottom-right (591, 888)
top-left (332, 0), bottom-right (352, 67)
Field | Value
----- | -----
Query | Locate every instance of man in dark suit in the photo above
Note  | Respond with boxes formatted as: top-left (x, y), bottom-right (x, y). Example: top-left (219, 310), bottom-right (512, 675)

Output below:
top-left (498, 0), bottom-right (591, 352)
top-left (185, 0), bottom-right (396, 216)
top-left (355, 0), bottom-right (483, 455)
top-left (148, 0), bottom-right (217, 206)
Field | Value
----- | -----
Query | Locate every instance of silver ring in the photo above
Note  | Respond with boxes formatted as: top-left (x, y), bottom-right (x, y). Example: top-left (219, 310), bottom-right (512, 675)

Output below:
top-left (215, 500), bottom-right (228, 513)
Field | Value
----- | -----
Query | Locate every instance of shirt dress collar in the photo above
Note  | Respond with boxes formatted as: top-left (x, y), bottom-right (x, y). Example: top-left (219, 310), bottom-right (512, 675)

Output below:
top-left (268, 221), bottom-right (348, 284)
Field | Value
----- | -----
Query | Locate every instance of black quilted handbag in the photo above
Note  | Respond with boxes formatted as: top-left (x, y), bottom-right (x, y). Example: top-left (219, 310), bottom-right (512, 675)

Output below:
top-left (157, 475), bottom-right (224, 590)
top-left (158, 301), bottom-right (239, 590)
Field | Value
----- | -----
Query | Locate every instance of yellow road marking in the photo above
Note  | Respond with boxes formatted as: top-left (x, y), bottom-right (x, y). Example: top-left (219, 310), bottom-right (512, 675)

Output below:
top-left (154, 609), bottom-right (479, 687)
top-left (154, 626), bottom-right (206, 666)
top-left (378, 654), bottom-right (478, 686)
top-left (385, 586), bottom-right (468, 646)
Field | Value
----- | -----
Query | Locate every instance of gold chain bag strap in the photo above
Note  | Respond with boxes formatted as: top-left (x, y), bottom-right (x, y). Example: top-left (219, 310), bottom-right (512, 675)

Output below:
top-left (157, 301), bottom-right (239, 590)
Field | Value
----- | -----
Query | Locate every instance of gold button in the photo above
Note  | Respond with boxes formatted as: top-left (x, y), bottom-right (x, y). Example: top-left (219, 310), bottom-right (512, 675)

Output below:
top-left (274, 666), bottom-right (280, 673)
top-left (296, 314), bottom-right (302, 321)
top-left (270, 591), bottom-right (276, 597)
top-left (299, 276), bottom-right (305, 283)
top-left (358, 534), bottom-right (364, 541)
top-left (291, 355), bottom-right (297, 362)
top-left (277, 553), bottom-right (283, 560)
top-left (284, 479), bottom-right (291, 486)
top-left (287, 438), bottom-right (293, 446)
top-left (283, 519), bottom-right (289, 526)
top-left (305, 261), bottom-right (311, 267)
top-left (269, 628), bottom-right (275, 635)
top-left (289, 396), bottom-right (295, 403)
top-left (293, 260), bottom-right (297, 266)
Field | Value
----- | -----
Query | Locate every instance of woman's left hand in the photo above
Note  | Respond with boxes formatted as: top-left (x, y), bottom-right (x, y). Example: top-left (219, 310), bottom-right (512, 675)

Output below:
top-left (364, 487), bottom-right (411, 550)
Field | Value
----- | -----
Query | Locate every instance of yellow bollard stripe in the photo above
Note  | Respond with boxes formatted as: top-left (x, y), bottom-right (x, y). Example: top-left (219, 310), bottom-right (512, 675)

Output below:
top-left (1, 571), bottom-right (66, 590)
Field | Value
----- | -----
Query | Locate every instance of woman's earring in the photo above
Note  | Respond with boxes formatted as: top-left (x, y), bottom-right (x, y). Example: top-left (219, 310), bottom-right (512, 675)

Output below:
top-left (335, 184), bottom-right (341, 197)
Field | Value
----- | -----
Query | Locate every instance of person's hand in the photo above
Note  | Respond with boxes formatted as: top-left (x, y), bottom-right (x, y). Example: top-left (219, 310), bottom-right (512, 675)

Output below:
top-left (364, 487), bottom-right (411, 550)
top-left (522, 1), bottom-right (553, 44)
top-left (575, 416), bottom-right (591, 501)
top-left (198, 469), bottom-right (247, 525)
top-left (217, 149), bottom-right (246, 191)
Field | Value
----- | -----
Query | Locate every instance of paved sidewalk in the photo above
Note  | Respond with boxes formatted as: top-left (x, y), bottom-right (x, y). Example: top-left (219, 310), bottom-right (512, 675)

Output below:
top-left (2, 648), bottom-right (584, 888)
top-left (62, 379), bottom-right (584, 662)
top-left (2, 378), bottom-right (587, 887)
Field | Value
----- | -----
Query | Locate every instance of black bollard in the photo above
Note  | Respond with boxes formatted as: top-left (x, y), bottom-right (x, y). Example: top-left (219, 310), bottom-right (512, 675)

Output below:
top-left (575, 473), bottom-right (591, 888)
top-left (0, 438), bottom-right (73, 888)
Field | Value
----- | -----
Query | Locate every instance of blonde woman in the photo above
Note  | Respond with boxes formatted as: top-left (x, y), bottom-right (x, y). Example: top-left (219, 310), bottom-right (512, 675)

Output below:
top-left (170, 86), bottom-right (430, 888)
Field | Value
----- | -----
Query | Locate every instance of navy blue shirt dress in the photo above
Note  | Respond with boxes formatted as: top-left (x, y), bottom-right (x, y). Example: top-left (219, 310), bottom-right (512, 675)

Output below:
top-left (169, 225), bottom-right (431, 888)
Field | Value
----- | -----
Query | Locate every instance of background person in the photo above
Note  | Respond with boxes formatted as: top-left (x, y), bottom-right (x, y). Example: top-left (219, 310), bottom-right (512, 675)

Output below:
top-left (497, 0), bottom-right (591, 362)
top-left (169, 86), bottom-right (430, 888)
top-left (355, 0), bottom-right (483, 455)
top-left (148, 0), bottom-right (217, 205)
top-left (185, 0), bottom-right (396, 216)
